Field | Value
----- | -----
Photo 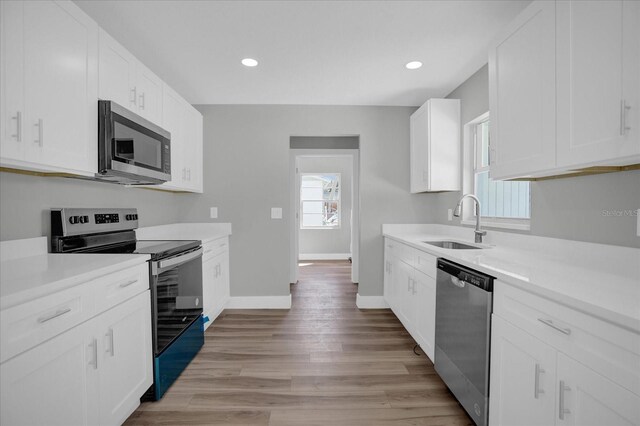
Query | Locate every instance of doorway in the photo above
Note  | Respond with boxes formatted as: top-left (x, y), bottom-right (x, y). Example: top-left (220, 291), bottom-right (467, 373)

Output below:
top-left (289, 144), bottom-right (359, 286)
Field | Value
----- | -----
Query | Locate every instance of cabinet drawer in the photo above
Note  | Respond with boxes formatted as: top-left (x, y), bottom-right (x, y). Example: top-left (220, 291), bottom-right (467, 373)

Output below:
top-left (385, 239), bottom-right (414, 266)
top-left (414, 250), bottom-right (436, 278)
top-left (0, 284), bottom-right (94, 363)
top-left (494, 282), bottom-right (640, 396)
top-left (93, 264), bottom-right (149, 315)
top-left (203, 237), bottom-right (228, 262)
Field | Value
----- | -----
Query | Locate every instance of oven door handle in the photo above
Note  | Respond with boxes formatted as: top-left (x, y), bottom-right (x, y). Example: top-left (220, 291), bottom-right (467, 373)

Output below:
top-left (152, 248), bottom-right (203, 275)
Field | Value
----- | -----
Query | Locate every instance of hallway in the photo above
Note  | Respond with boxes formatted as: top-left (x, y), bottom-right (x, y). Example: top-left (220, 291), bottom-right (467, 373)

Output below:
top-left (125, 260), bottom-right (472, 425)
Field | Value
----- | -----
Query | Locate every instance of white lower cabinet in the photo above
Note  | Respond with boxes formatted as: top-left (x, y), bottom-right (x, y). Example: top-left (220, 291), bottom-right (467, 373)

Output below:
top-left (0, 319), bottom-right (99, 426)
top-left (202, 237), bottom-right (230, 329)
top-left (98, 291), bottom-right (153, 426)
top-left (0, 272), bottom-right (152, 426)
top-left (489, 316), bottom-right (557, 426)
top-left (490, 285), bottom-right (640, 426)
top-left (383, 238), bottom-right (437, 361)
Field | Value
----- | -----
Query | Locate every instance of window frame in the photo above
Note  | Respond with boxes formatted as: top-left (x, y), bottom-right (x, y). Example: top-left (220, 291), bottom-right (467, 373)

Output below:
top-left (461, 112), bottom-right (531, 231)
top-left (299, 172), bottom-right (342, 230)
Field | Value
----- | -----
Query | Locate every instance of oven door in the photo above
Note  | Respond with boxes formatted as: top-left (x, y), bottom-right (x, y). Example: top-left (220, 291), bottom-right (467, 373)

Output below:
top-left (98, 100), bottom-right (171, 184)
top-left (150, 247), bottom-right (203, 355)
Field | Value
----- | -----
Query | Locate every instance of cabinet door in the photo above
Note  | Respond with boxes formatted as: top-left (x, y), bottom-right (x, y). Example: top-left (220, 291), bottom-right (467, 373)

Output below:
top-left (556, 352), bottom-right (640, 426)
top-left (489, 316), bottom-right (556, 426)
top-left (409, 103), bottom-right (429, 193)
top-left (412, 270), bottom-right (436, 361)
top-left (0, 320), bottom-right (99, 426)
top-left (395, 260), bottom-right (414, 331)
top-left (202, 257), bottom-right (216, 328)
top-left (98, 28), bottom-right (137, 110)
top-left (557, 0), bottom-right (640, 166)
top-left (98, 291), bottom-right (153, 426)
top-left (23, 0), bottom-right (98, 174)
top-left (160, 84), bottom-right (186, 188)
top-left (489, 0), bottom-right (556, 179)
top-left (136, 63), bottom-right (163, 125)
top-left (0, 1), bottom-right (25, 162)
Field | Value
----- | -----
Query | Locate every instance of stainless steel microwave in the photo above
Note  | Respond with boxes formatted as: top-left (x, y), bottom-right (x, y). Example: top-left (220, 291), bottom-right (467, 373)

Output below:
top-left (97, 100), bottom-right (171, 185)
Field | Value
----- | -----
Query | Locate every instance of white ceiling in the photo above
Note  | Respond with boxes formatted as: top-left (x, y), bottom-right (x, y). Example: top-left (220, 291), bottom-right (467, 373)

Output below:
top-left (75, 0), bottom-right (529, 106)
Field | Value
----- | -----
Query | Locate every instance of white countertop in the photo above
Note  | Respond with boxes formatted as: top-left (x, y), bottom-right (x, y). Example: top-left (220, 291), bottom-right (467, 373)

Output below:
top-left (383, 224), bottom-right (640, 332)
top-left (136, 222), bottom-right (231, 244)
top-left (1, 251), bottom-right (149, 310)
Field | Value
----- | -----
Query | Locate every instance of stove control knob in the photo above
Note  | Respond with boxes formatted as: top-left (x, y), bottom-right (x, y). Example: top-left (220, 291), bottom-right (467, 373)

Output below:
top-left (69, 216), bottom-right (77, 224)
top-left (79, 215), bottom-right (89, 224)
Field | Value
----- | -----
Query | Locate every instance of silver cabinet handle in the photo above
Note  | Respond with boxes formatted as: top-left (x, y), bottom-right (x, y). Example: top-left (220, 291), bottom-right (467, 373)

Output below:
top-left (621, 100), bottom-right (631, 135)
top-left (534, 363), bottom-right (545, 399)
top-left (407, 277), bottom-right (412, 291)
top-left (412, 279), bottom-right (417, 295)
top-left (89, 338), bottom-right (98, 370)
top-left (182, 167), bottom-right (186, 180)
top-left (34, 119), bottom-right (43, 146)
top-left (12, 111), bottom-right (22, 141)
top-left (131, 87), bottom-right (137, 106)
top-left (538, 318), bottom-right (571, 335)
top-left (559, 380), bottom-right (571, 420)
top-left (139, 92), bottom-right (145, 110)
top-left (106, 328), bottom-right (115, 357)
top-left (119, 279), bottom-right (137, 288)
top-left (37, 307), bottom-right (71, 323)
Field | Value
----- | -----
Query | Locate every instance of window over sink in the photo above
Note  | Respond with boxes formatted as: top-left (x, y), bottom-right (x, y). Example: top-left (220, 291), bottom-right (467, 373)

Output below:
top-left (300, 173), bottom-right (341, 229)
top-left (462, 112), bottom-right (531, 230)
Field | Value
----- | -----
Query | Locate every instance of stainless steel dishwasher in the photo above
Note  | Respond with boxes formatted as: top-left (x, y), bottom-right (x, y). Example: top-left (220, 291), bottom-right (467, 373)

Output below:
top-left (434, 258), bottom-right (494, 426)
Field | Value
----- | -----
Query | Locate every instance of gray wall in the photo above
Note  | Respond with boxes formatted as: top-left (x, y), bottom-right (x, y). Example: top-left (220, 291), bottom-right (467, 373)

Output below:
top-left (298, 155), bottom-right (352, 256)
top-left (435, 64), bottom-right (640, 248)
top-left (0, 171), bottom-right (189, 241)
top-left (183, 105), bottom-right (435, 298)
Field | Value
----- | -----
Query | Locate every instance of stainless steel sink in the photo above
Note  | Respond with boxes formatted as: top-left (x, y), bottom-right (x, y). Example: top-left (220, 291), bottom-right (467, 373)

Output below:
top-left (423, 240), bottom-right (483, 250)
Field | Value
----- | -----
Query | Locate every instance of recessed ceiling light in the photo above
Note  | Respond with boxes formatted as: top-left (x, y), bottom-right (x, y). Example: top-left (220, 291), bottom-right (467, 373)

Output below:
top-left (241, 58), bottom-right (258, 67)
top-left (405, 61), bottom-right (423, 70)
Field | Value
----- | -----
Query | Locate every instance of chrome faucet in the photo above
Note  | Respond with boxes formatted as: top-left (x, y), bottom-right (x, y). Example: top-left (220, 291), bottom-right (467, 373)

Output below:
top-left (453, 194), bottom-right (487, 243)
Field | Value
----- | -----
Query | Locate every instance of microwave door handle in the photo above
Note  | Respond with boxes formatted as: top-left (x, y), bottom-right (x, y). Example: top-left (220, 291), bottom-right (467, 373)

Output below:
top-left (151, 248), bottom-right (203, 275)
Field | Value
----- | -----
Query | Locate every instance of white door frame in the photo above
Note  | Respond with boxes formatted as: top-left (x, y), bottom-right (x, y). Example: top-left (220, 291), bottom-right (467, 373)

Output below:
top-left (289, 148), bottom-right (360, 284)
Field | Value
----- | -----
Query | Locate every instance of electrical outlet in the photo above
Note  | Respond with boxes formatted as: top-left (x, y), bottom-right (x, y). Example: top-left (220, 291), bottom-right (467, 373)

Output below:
top-left (447, 209), bottom-right (453, 221)
top-left (209, 207), bottom-right (218, 219)
top-left (271, 207), bottom-right (282, 219)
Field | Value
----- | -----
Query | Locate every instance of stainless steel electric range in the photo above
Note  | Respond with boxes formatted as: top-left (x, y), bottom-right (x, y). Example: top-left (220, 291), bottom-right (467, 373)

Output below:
top-left (50, 207), bottom-right (204, 400)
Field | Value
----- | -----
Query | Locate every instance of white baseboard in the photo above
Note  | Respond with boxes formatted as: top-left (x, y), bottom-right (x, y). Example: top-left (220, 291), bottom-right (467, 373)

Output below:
top-left (299, 253), bottom-right (351, 260)
top-left (356, 293), bottom-right (389, 309)
top-left (225, 295), bottom-right (292, 309)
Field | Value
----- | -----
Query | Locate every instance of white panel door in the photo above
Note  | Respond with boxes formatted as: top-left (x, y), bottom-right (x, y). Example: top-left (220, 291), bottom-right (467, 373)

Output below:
top-left (98, 28), bottom-right (137, 110)
top-left (23, 0), bottom-right (98, 174)
top-left (489, 316), bottom-right (556, 426)
top-left (556, 352), bottom-right (640, 426)
top-left (556, 0), bottom-right (640, 166)
top-left (489, 0), bottom-right (556, 179)
top-left (0, 320), bottom-right (99, 426)
top-left (0, 1), bottom-right (25, 162)
top-left (412, 270), bottom-right (436, 361)
top-left (161, 84), bottom-right (186, 188)
top-left (395, 260), bottom-right (413, 331)
top-left (136, 63), bottom-right (163, 125)
top-left (98, 291), bottom-right (153, 426)
top-left (409, 104), bottom-right (428, 193)
top-left (202, 257), bottom-right (216, 327)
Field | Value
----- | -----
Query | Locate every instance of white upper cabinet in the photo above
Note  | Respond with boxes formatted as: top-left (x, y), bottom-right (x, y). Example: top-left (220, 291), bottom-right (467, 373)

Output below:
top-left (155, 84), bottom-right (203, 193)
top-left (410, 98), bottom-right (461, 192)
top-left (98, 29), bottom-right (162, 126)
top-left (98, 28), bottom-right (137, 111)
top-left (490, 0), bottom-right (640, 179)
top-left (1, 0), bottom-right (98, 176)
top-left (556, 0), bottom-right (640, 167)
top-left (488, 0), bottom-right (556, 180)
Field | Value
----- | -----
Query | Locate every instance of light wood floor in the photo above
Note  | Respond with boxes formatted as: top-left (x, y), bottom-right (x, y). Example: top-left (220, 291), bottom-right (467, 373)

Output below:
top-left (125, 260), bottom-right (472, 425)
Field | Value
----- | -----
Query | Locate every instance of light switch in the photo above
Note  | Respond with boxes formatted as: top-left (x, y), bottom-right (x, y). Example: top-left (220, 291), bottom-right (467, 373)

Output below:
top-left (271, 207), bottom-right (282, 219)
top-left (210, 207), bottom-right (218, 219)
